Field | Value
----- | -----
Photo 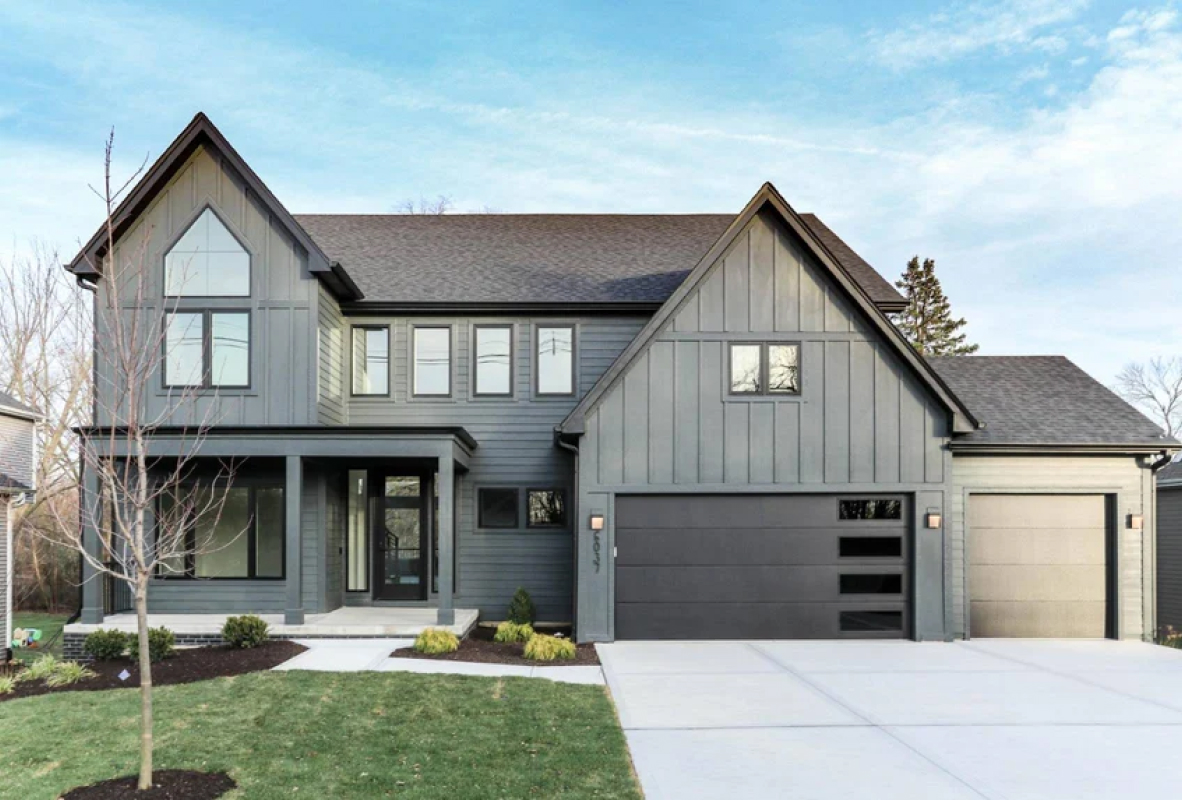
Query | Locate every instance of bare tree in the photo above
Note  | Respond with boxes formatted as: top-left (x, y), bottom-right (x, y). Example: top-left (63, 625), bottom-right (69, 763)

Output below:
top-left (395, 195), bottom-right (453, 214)
top-left (0, 244), bottom-right (92, 610)
top-left (1115, 357), bottom-right (1182, 438)
top-left (44, 130), bottom-right (241, 792)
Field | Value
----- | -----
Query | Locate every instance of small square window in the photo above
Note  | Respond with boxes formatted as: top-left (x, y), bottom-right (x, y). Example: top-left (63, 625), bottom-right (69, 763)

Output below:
top-left (729, 344), bottom-right (762, 393)
top-left (527, 489), bottom-right (567, 528)
top-left (768, 344), bottom-right (800, 394)
top-left (478, 488), bottom-right (518, 529)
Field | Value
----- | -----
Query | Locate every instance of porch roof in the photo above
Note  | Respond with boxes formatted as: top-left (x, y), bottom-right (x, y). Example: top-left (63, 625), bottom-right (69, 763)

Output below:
top-left (79, 425), bottom-right (477, 467)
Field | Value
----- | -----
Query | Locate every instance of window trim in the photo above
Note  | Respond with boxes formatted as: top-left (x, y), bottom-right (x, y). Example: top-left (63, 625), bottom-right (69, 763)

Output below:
top-left (534, 323), bottom-right (577, 397)
top-left (162, 203), bottom-right (253, 299)
top-left (350, 324), bottom-right (391, 397)
top-left (472, 324), bottom-right (515, 398)
top-left (477, 486), bottom-right (520, 530)
top-left (162, 309), bottom-right (252, 390)
top-left (154, 484), bottom-right (285, 581)
top-left (727, 341), bottom-right (801, 397)
top-left (411, 324), bottom-right (453, 398)
top-left (526, 487), bottom-right (568, 529)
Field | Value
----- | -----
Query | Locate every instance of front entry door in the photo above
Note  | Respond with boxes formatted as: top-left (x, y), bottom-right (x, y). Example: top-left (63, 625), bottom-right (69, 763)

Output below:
top-left (374, 474), bottom-right (427, 601)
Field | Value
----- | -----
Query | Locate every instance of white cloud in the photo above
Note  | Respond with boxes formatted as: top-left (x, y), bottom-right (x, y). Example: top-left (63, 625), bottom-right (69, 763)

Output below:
top-left (869, 0), bottom-right (1089, 67)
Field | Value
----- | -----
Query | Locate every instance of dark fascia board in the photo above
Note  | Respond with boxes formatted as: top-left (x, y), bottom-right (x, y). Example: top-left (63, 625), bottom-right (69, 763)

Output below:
top-left (64, 112), bottom-right (363, 302)
top-left (340, 301), bottom-right (663, 316)
top-left (77, 424), bottom-right (478, 451)
top-left (558, 181), bottom-right (979, 436)
top-left (949, 442), bottom-right (1178, 456)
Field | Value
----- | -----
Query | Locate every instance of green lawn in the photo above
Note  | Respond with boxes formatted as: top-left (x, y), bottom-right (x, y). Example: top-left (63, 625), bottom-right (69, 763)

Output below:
top-left (10, 612), bottom-right (68, 663)
top-left (0, 670), bottom-right (640, 799)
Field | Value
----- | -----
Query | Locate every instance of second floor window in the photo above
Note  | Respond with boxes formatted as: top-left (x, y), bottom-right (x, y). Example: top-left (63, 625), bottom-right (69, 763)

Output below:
top-left (165, 311), bottom-right (250, 388)
top-left (474, 325), bottom-right (512, 396)
top-left (352, 326), bottom-right (389, 395)
top-left (165, 207), bottom-right (250, 297)
top-left (413, 326), bottom-right (451, 396)
top-left (536, 325), bottom-right (574, 395)
top-left (729, 342), bottom-right (800, 396)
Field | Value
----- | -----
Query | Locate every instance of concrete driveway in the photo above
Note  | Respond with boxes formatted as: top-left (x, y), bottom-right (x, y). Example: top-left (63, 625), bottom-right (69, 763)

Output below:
top-left (596, 639), bottom-right (1182, 799)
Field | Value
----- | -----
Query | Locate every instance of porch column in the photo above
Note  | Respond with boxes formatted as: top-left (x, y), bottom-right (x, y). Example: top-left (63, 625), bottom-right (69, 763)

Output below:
top-left (436, 454), bottom-right (455, 626)
top-left (80, 460), bottom-right (103, 624)
top-left (285, 455), bottom-right (303, 625)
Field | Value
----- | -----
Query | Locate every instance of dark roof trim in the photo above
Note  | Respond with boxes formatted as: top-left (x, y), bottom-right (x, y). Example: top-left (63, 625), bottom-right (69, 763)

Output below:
top-left (340, 301), bottom-right (663, 316)
top-left (65, 113), bottom-right (363, 302)
top-left (558, 182), bottom-right (978, 435)
top-left (77, 424), bottom-right (478, 450)
top-left (949, 442), bottom-right (1177, 456)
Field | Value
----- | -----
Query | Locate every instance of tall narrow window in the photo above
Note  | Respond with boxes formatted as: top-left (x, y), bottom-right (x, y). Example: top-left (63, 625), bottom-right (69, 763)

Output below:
top-left (413, 327), bottom-right (451, 396)
top-left (165, 312), bottom-right (204, 387)
top-left (474, 325), bottom-right (512, 396)
top-left (165, 207), bottom-right (250, 296)
top-left (211, 312), bottom-right (250, 387)
top-left (536, 325), bottom-right (574, 395)
top-left (346, 470), bottom-right (368, 591)
top-left (165, 311), bottom-right (250, 388)
top-left (352, 327), bottom-right (389, 395)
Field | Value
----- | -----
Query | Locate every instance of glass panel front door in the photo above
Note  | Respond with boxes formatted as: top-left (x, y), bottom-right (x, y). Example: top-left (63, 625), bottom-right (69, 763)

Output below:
top-left (374, 475), bottom-right (426, 600)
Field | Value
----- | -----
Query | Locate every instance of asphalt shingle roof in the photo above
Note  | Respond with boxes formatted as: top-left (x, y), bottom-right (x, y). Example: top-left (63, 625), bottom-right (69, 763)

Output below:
top-left (294, 212), bottom-right (905, 307)
top-left (1160, 457), bottom-right (1182, 484)
top-left (0, 389), bottom-right (40, 418)
top-left (928, 356), bottom-right (1173, 447)
top-left (0, 471), bottom-right (31, 492)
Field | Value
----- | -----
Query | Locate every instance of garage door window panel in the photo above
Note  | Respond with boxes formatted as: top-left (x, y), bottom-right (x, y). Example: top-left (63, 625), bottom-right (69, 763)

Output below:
top-left (839, 537), bottom-right (903, 558)
top-left (840, 573), bottom-right (903, 594)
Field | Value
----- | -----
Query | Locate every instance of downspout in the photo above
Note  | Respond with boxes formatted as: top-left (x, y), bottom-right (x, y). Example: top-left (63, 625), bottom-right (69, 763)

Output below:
top-left (555, 429), bottom-right (580, 635)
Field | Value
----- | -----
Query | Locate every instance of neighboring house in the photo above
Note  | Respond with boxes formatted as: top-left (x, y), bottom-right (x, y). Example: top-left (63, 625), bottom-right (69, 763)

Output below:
top-left (0, 390), bottom-right (40, 661)
top-left (1158, 457), bottom-right (1182, 629)
top-left (63, 113), bottom-right (1176, 644)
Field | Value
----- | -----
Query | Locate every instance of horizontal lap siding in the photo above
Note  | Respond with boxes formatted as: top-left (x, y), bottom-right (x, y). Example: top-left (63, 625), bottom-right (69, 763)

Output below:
top-left (346, 315), bottom-right (645, 621)
top-left (317, 286), bottom-right (346, 424)
top-left (1159, 486), bottom-right (1182, 628)
top-left (950, 455), bottom-right (1154, 640)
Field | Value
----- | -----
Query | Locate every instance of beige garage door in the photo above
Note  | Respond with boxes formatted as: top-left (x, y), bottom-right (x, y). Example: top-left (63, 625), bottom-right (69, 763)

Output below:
top-left (969, 494), bottom-right (1108, 638)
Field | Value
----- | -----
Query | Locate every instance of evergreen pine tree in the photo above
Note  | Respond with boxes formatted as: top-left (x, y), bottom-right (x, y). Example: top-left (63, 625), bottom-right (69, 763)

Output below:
top-left (892, 256), bottom-right (978, 356)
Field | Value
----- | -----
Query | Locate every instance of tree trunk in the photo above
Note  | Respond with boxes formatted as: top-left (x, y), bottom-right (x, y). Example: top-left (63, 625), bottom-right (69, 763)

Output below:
top-left (134, 582), bottom-right (154, 791)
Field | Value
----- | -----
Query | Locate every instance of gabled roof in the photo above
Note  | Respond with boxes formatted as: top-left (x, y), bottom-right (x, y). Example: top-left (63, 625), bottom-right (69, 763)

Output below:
top-left (558, 182), bottom-right (979, 436)
top-left (296, 212), bottom-right (906, 310)
top-left (928, 356), bottom-right (1177, 452)
top-left (0, 389), bottom-right (43, 421)
top-left (65, 113), bottom-right (362, 301)
top-left (1160, 455), bottom-right (1182, 485)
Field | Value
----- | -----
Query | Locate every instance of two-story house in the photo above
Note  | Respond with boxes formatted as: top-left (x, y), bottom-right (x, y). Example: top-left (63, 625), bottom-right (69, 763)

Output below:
top-left (62, 113), bottom-right (1175, 651)
top-left (1, 390), bottom-right (41, 662)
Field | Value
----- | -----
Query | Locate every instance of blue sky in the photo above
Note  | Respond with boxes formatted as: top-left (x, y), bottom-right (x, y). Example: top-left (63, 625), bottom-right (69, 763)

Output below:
top-left (1, 0), bottom-right (1179, 382)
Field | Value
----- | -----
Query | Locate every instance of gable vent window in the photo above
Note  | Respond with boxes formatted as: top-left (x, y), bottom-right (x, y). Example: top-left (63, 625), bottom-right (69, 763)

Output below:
top-left (165, 207), bottom-right (250, 297)
top-left (728, 343), bottom-right (800, 396)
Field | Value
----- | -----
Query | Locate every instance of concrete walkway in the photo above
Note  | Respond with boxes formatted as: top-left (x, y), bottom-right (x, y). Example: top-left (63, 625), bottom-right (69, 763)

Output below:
top-left (597, 639), bottom-right (1182, 800)
top-left (273, 638), bottom-right (604, 685)
top-left (68, 607), bottom-right (479, 638)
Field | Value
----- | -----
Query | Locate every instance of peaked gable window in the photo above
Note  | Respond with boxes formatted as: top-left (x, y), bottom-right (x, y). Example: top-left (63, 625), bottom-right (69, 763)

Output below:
top-left (165, 207), bottom-right (250, 297)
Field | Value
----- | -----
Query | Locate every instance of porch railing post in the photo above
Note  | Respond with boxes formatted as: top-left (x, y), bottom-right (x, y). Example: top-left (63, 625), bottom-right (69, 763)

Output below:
top-left (436, 451), bottom-right (455, 626)
top-left (285, 455), bottom-right (304, 625)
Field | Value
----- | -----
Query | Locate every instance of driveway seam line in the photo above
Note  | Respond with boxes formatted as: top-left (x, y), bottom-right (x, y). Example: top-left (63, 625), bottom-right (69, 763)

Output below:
top-left (746, 643), bottom-right (997, 800)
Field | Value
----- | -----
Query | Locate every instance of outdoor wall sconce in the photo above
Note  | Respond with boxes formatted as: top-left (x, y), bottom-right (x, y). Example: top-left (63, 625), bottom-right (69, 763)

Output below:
top-left (589, 514), bottom-right (605, 531)
top-left (925, 512), bottom-right (942, 529)
top-left (1128, 513), bottom-right (1144, 530)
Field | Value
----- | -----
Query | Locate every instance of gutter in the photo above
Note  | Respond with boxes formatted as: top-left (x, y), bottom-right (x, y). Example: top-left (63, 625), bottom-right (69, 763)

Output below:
top-left (554, 429), bottom-right (581, 638)
top-left (948, 442), bottom-right (1179, 456)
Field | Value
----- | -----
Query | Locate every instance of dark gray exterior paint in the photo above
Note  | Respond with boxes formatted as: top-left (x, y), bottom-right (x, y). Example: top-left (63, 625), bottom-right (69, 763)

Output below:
top-left (1159, 485), bottom-right (1182, 629)
top-left (572, 209), bottom-right (955, 642)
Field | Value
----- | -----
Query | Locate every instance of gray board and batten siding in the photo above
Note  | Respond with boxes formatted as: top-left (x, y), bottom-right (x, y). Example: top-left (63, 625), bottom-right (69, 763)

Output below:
top-left (573, 209), bottom-right (955, 643)
top-left (1157, 481), bottom-right (1182, 629)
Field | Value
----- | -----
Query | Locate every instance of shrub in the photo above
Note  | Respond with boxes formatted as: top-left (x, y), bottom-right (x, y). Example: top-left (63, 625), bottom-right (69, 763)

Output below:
top-left (0, 675), bottom-right (15, 695)
top-left (507, 587), bottom-right (536, 625)
top-left (523, 634), bottom-right (576, 662)
top-left (493, 621), bottom-right (535, 644)
top-left (148, 627), bottom-right (176, 662)
top-left (413, 628), bottom-right (459, 655)
top-left (222, 615), bottom-right (270, 649)
top-left (45, 661), bottom-right (96, 688)
top-left (18, 655), bottom-right (58, 683)
top-left (83, 629), bottom-right (131, 660)
top-left (1158, 625), bottom-right (1182, 649)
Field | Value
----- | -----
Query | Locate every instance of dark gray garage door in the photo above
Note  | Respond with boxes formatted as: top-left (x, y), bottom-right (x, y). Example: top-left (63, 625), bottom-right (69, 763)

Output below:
top-left (615, 494), bottom-right (909, 640)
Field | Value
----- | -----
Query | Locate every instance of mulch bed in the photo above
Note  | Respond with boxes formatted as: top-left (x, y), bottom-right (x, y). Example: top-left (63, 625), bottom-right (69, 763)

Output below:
top-left (1, 640), bottom-right (305, 702)
top-left (392, 626), bottom-right (600, 667)
top-left (62, 770), bottom-right (235, 799)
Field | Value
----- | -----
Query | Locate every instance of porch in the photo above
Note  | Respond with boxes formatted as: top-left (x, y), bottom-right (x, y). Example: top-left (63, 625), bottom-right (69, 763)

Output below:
top-left (65, 606), bottom-right (480, 640)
